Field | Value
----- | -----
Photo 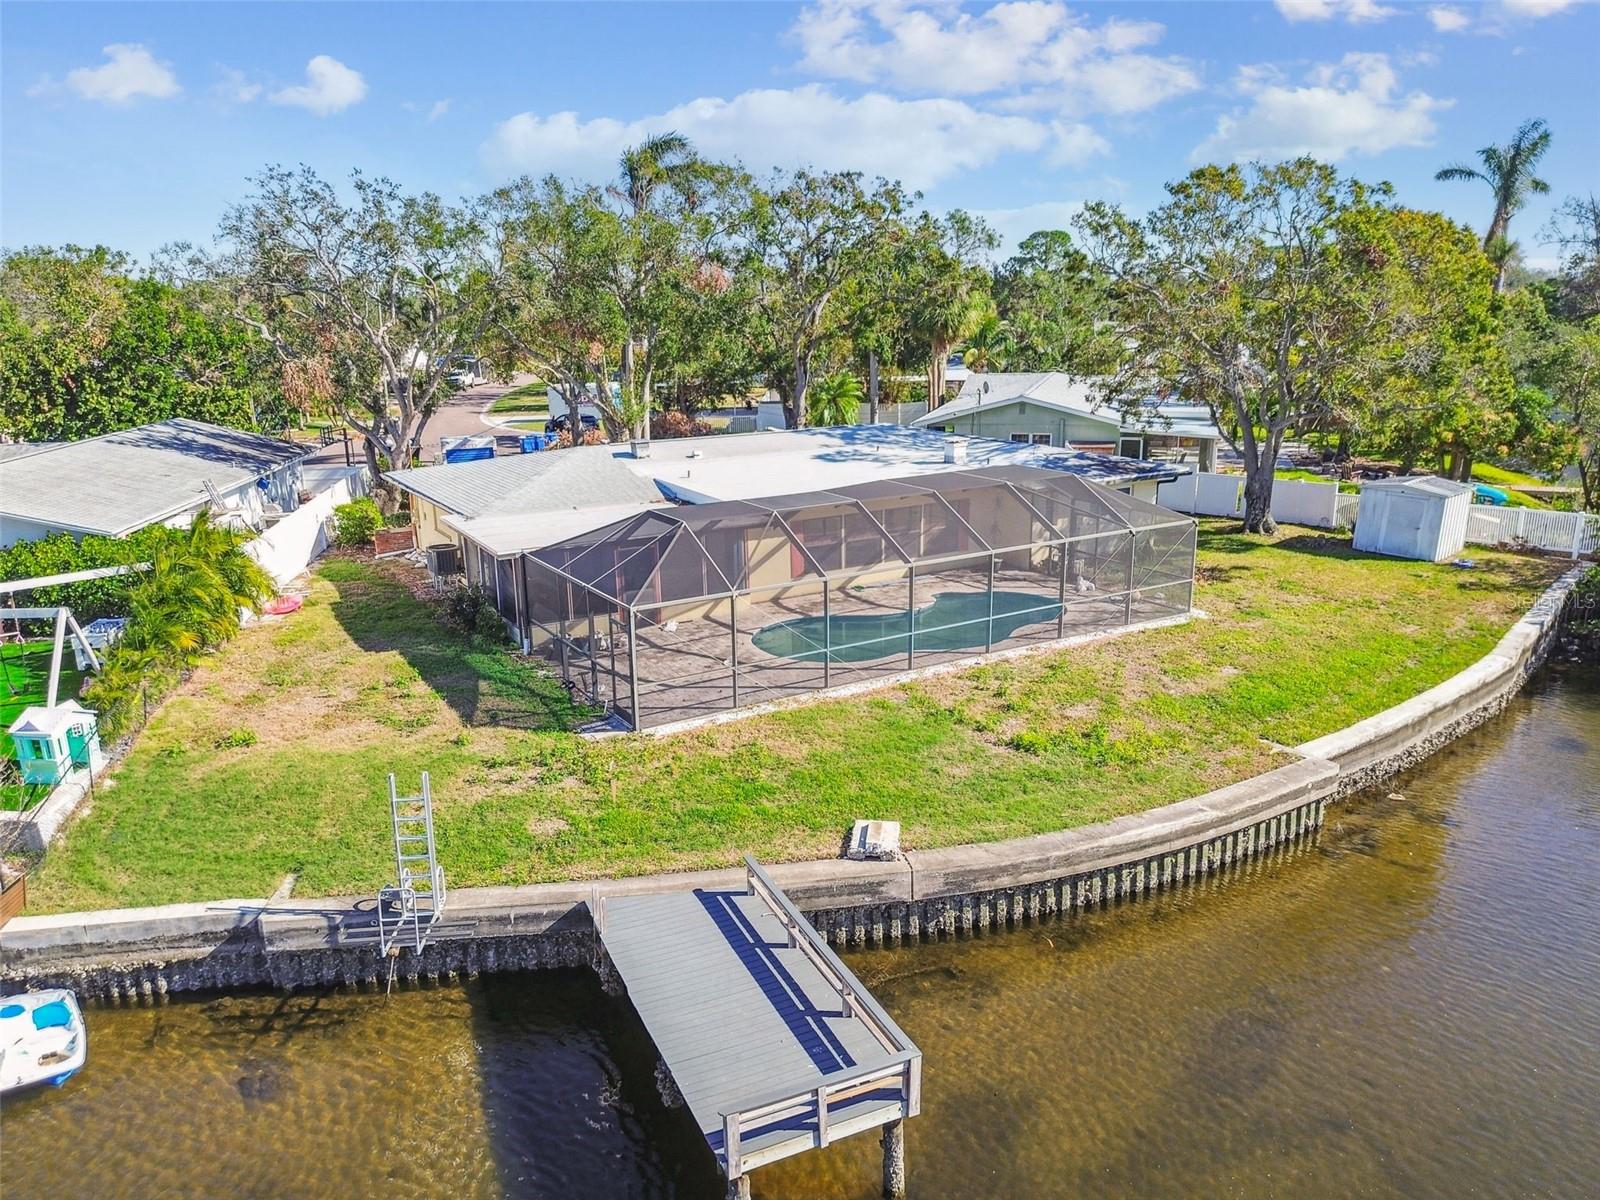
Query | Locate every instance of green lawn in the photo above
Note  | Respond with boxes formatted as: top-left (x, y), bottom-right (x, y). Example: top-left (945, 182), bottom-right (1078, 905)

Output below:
top-left (487, 382), bottom-right (549, 415)
top-left (1472, 463), bottom-right (1549, 489)
top-left (25, 526), bottom-right (1563, 912)
top-left (1273, 469), bottom-right (1359, 493)
top-left (1, 641), bottom-right (84, 812)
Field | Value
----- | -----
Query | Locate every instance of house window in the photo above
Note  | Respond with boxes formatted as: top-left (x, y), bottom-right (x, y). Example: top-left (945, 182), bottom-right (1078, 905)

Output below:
top-left (1011, 433), bottom-right (1052, 445)
top-left (1009, 433), bottom-right (1030, 443)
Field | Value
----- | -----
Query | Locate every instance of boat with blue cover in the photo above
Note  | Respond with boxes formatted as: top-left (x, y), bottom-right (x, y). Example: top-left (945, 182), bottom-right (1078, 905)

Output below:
top-left (1, 989), bottom-right (87, 1093)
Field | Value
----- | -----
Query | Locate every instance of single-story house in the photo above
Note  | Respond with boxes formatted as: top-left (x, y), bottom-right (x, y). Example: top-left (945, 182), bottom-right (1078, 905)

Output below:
top-left (0, 419), bottom-right (312, 548)
top-left (384, 424), bottom-right (1185, 641)
top-left (913, 373), bottom-right (1220, 472)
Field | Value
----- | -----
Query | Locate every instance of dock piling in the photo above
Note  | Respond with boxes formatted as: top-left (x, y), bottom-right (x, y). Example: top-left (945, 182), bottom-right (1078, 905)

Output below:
top-left (881, 1119), bottom-right (906, 1199)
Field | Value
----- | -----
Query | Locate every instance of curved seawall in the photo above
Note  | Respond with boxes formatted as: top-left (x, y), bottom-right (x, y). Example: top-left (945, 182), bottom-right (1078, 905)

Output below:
top-left (2, 565), bottom-right (1588, 998)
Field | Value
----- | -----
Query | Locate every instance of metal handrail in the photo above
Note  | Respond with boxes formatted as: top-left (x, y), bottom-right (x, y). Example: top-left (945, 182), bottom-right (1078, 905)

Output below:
top-left (718, 1052), bottom-right (920, 1178)
top-left (743, 856), bottom-right (916, 1057)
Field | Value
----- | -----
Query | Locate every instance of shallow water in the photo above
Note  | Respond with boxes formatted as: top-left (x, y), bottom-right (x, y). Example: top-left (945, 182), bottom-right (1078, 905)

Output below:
top-left (4, 666), bottom-right (1597, 1199)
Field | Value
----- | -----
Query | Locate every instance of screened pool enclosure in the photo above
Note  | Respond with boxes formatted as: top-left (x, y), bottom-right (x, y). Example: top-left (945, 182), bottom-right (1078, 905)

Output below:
top-left (523, 466), bottom-right (1196, 729)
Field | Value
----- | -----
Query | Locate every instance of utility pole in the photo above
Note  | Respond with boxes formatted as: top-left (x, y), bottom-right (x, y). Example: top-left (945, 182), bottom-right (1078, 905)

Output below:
top-left (868, 351), bottom-right (880, 425)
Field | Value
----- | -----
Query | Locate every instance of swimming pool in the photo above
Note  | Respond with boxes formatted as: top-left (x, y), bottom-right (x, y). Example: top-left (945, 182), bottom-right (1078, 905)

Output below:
top-left (750, 590), bottom-right (1060, 663)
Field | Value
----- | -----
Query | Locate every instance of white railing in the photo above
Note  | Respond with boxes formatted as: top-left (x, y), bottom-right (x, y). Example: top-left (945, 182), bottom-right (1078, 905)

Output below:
top-left (717, 856), bottom-right (923, 1179)
top-left (1465, 504), bottom-right (1600, 559)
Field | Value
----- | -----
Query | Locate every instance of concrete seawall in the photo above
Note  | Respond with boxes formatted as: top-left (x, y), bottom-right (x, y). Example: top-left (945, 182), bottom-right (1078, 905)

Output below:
top-left (2, 564), bottom-right (1586, 999)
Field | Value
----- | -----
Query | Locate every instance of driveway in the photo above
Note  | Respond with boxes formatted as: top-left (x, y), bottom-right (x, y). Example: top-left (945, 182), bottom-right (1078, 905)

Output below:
top-left (418, 372), bottom-right (542, 461)
top-left (301, 373), bottom-right (543, 472)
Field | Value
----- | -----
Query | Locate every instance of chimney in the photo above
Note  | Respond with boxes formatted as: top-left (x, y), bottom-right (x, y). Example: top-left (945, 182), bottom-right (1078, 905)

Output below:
top-left (630, 439), bottom-right (652, 460)
top-left (944, 437), bottom-right (967, 465)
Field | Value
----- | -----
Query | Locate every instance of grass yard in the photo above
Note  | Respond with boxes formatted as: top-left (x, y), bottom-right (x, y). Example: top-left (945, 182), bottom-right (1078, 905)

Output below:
top-left (487, 382), bottom-right (550, 416)
top-left (1, 641), bottom-right (84, 756)
top-left (25, 525), bottom-right (1565, 912)
top-left (1, 641), bottom-right (84, 812)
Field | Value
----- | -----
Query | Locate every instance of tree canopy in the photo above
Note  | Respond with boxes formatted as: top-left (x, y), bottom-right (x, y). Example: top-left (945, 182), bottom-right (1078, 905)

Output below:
top-left (0, 245), bottom-right (286, 441)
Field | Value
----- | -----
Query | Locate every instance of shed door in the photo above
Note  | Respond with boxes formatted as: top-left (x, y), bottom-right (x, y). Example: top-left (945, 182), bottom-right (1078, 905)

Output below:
top-left (1388, 495), bottom-right (1428, 558)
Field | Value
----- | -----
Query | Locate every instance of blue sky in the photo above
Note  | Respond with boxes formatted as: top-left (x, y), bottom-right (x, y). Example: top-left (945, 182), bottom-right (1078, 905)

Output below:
top-left (4, 1), bottom-right (1596, 264)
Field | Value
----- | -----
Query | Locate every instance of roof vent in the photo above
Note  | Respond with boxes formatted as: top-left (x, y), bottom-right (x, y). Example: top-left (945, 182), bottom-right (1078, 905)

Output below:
top-left (944, 437), bottom-right (967, 465)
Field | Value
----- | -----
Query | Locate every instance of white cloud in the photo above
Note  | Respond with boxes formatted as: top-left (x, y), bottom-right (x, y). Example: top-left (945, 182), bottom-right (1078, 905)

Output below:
top-left (213, 67), bottom-right (262, 105)
top-left (790, 1), bottom-right (1197, 113)
top-left (63, 43), bottom-right (180, 104)
top-left (427, 99), bottom-right (451, 122)
top-left (971, 200), bottom-right (1084, 255)
top-left (483, 85), bottom-right (1048, 190)
top-left (1501, 0), bottom-right (1577, 15)
top-left (1048, 121), bottom-right (1110, 166)
top-left (1273, 0), bottom-right (1399, 21)
top-left (270, 55), bottom-right (367, 115)
top-left (1427, 5), bottom-right (1473, 31)
top-left (1194, 52), bottom-right (1451, 163)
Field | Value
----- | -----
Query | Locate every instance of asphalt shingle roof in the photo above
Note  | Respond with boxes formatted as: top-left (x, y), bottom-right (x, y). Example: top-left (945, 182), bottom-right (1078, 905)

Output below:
top-left (0, 418), bottom-right (311, 537)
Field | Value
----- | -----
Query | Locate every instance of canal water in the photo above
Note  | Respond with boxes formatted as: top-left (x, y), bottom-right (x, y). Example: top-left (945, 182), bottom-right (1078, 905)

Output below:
top-left (4, 665), bottom-right (1597, 1199)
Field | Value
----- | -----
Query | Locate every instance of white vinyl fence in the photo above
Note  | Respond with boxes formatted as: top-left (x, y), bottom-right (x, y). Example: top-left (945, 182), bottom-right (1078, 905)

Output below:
top-left (1463, 504), bottom-right (1600, 559)
top-left (246, 465), bottom-right (369, 587)
top-left (1157, 471), bottom-right (1343, 529)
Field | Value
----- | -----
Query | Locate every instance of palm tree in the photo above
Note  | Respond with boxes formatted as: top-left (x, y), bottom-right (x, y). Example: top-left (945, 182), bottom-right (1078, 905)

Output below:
top-left (913, 285), bottom-right (994, 408)
top-left (805, 371), bottom-right (864, 426)
top-left (1435, 118), bottom-right (1553, 293)
top-left (960, 312), bottom-right (1009, 373)
top-left (612, 132), bottom-right (698, 216)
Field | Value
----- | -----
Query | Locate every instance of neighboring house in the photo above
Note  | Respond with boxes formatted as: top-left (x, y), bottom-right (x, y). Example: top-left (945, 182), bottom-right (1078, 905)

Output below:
top-left (385, 424), bottom-right (1185, 640)
top-left (0, 419), bottom-right (311, 548)
top-left (913, 372), bottom-right (1220, 472)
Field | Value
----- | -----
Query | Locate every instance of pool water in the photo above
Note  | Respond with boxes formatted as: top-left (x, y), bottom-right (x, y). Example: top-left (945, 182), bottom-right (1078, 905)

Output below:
top-left (750, 590), bottom-right (1059, 663)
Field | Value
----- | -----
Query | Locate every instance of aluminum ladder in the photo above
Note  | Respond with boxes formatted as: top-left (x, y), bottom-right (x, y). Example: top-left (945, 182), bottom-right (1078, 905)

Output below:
top-left (377, 772), bottom-right (446, 959)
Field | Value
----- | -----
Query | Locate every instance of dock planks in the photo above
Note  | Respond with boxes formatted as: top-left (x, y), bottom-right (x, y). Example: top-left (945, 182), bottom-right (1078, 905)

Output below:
top-left (599, 861), bottom-right (919, 1183)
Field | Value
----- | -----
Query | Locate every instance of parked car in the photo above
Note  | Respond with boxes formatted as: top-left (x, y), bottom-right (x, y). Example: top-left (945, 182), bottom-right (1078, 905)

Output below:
top-left (444, 356), bottom-right (489, 388)
top-left (544, 413), bottom-right (601, 435)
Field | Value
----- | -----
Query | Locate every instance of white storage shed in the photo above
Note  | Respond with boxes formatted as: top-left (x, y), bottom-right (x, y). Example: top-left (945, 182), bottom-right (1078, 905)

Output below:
top-left (1352, 476), bottom-right (1473, 562)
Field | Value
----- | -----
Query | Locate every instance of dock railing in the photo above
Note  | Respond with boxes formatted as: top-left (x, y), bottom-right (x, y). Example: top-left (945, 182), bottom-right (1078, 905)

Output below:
top-left (718, 856), bottom-right (923, 1177)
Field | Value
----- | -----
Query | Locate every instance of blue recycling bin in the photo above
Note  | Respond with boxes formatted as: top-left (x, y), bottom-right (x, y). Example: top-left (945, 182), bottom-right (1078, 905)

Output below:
top-left (520, 433), bottom-right (553, 453)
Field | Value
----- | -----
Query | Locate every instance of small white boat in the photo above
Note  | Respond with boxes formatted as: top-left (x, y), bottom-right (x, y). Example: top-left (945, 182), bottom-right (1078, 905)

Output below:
top-left (1, 989), bottom-right (87, 1094)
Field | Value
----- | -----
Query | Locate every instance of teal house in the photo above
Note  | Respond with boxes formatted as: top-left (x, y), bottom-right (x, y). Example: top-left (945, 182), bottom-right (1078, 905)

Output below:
top-left (914, 372), bottom-right (1220, 473)
top-left (8, 702), bottom-right (101, 787)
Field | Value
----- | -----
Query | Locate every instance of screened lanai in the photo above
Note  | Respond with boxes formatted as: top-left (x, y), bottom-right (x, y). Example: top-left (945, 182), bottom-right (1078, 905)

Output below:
top-left (522, 465), bottom-right (1197, 730)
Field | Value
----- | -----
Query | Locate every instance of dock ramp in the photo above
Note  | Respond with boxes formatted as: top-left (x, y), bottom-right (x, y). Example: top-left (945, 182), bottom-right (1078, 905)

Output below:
top-left (597, 857), bottom-right (921, 1197)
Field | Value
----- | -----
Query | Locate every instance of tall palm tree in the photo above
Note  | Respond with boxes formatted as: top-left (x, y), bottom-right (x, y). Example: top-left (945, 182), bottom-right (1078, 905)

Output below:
top-left (612, 132), bottom-right (698, 216)
top-left (1435, 118), bottom-right (1553, 292)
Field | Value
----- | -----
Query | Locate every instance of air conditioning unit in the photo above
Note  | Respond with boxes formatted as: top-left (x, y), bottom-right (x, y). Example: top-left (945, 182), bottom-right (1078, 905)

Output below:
top-left (425, 543), bottom-right (461, 578)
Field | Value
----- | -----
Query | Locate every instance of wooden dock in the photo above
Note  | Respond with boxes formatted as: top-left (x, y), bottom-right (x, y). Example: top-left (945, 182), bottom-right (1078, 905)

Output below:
top-left (597, 858), bottom-right (921, 1198)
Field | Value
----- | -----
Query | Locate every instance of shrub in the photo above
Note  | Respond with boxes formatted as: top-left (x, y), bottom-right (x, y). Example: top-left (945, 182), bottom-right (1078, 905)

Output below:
top-left (442, 582), bottom-right (505, 639)
top-left (333, 497), bottom-right (383, 546)
top-left (84, 512), bottom-right (275, 739)
top-left (0, 527), bottom-right (167, 620)
top-left (650, 410), bottom-right (715, 439)
top-left (214, 727), bottom-right (258, 749)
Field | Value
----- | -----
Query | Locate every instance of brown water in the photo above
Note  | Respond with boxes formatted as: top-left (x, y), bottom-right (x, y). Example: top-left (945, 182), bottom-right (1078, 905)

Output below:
top-left (3, 666), bottom-right (1597, 1199)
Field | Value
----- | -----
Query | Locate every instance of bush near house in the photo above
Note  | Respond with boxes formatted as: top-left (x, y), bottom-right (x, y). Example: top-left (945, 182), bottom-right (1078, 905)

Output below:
top-left (0, 527), bottom-right (166, 620)
top-left (332, 498), bottom-right (384, 546)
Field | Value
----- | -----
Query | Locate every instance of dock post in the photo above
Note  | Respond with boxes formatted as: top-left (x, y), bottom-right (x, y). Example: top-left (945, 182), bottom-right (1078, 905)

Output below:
top-left (726, 1174), bottom-right (751, 1200)
top-left (881, 1119), bottom-right (906, 1199)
